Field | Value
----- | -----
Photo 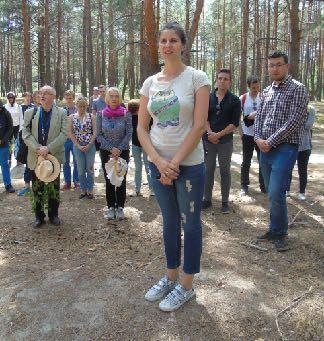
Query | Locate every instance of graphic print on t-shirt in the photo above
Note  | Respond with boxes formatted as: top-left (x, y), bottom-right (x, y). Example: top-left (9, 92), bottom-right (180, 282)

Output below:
top-left (150, 89), bottom-right (180, 128)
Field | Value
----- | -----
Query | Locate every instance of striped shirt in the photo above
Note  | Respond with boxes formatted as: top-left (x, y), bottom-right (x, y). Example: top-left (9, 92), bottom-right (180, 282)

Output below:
top-left (254, 75), bottom-right (309, 147)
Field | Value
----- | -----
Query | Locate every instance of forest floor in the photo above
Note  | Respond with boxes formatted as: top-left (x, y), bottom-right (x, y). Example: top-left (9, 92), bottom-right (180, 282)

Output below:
top-left (0, 103), bottom-right (323, 341)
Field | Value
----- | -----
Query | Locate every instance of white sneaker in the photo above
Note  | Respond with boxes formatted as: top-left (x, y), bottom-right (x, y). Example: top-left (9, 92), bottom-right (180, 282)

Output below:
top-left (159, 284), bottom-right (196, 312)
top-left (298, 193), bottom-right (306, 201)
top-left (144, 275), bottom-right (177, 302)
top-left (116, 207), bottom-right (125, 220)
top-left (104, 207), bottom-right (115, 220)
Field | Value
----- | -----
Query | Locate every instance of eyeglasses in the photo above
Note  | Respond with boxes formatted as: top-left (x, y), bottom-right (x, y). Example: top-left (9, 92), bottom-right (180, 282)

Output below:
top-left (268, 63), bottom-right (287, 69)
top-left (215, 104), bottom-right (221, 114)
top-left (252, 102), bottom-right (257, 111)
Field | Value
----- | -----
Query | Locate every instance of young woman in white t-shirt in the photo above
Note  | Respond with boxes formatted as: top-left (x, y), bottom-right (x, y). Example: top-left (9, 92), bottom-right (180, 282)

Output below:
top-left (138, 22), bottom-right (210, 312)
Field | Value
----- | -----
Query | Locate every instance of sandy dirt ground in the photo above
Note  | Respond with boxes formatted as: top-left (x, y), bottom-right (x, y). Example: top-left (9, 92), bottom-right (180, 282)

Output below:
top-left (0, 104), bottom-right (323, 341)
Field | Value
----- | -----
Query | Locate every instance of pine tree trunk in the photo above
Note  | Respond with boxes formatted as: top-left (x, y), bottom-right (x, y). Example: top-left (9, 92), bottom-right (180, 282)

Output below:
top-left (255, 0), bottom-right (262, 79)
top-left (143, 0), bottom-right (159, 75)
top-left (108, 0), bottom-right (117, 86)
top-left (289, 0), bottom-right (301, 80)
top-left (84, 0), bottom-right (95, 93)
top-left (44, 0), bottom-right (51, 85)
top-left (38, 15), bottom-right (46, 88)
top-left (54, 0), bottom-right (63, 99)
top-left (183, 0), bottom-right (204, 66)
top-left (81, 7), bottom-right (87, 96)
top-left (22, 0), bottom-right (32, 92)
top-left (98, 0), bottom-right (105, 84)
top-left (128, 0), bottom-right (136, 99)
top-left (240, 0), bottom-right (249, 94)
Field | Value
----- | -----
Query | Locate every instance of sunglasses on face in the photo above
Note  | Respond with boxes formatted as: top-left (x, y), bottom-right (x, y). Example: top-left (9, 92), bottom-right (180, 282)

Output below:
top-left (8, 97), bottom-right (14, 99)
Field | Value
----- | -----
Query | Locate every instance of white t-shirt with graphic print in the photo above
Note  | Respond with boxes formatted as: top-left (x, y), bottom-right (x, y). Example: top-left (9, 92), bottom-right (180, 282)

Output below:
top-left (140, 66), bottom-right (210, 166)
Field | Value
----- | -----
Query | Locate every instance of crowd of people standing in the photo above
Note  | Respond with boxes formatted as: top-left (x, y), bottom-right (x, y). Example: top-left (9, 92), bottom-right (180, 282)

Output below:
top-left (0, 22), bottom-right (315, 312)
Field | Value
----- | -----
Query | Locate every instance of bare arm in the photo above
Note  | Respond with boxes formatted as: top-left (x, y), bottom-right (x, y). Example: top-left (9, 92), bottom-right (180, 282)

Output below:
top-left (137, 96), bottom-right (160, 164)
top-left (89, 113), bottom-right (97, 145)
top-left (171, 85), bottom-right (210, 166)
top-left (67, 115), bottom-right (81, 149)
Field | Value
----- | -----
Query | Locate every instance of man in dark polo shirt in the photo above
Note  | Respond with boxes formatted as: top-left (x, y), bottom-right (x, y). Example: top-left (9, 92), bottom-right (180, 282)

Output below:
top-left (202, 69), bottom-right (241, 213)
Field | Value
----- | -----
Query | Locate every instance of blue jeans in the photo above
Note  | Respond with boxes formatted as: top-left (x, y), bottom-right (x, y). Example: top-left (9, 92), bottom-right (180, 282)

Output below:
top-left (73, 144), bottom-right (96, 192)
top-left (132, 144), bottom-right (153, 192)
top-left (0, 146), bottom-right (11, 187)
top-left (63, 139), bottom-right (79, 184)
top-left (149, 162), bottom-right (205, 274)
top-left (260, 144), bottom-right (298, 237)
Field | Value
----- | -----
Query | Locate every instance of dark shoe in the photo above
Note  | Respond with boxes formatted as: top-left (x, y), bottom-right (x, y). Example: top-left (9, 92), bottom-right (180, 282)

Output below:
top-left (74, 183), bottom-right (80, 189)
top-left (221, 203), bottom-right (230, 214)
top-left (32, 218), bottom-right (44, 229)
top-left (87, 193), bottom-right (94, 199)
top-left (257, 231), bottom-right (275, 241)
top-left (274, 238), bottom-right (289, 252)
top-left (260, 186), bottom-right (267, 193)
top-left (49, 216), bottom-right (61, 226)
top-left (61, 183), bottom-right (71, 190)
top-left (201, 200), bottom-right (212, 209)
top-left (5, 184), bottom-right (15, 193)
top-left (79, 193), bottom-right (87, 199)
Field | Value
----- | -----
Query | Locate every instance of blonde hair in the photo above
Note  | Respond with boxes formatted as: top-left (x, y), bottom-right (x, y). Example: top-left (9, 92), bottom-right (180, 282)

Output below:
top-left (105, 87), bottom-right (122, 106)
top-left (64, 89), bottom-right (75, 99)
top-left (75, 96), bottom-right (88, 107)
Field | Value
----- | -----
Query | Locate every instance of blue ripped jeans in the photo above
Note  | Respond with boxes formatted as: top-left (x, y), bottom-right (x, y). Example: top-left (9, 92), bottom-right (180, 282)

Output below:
top-left (149, 162), bottom-right (205, 274)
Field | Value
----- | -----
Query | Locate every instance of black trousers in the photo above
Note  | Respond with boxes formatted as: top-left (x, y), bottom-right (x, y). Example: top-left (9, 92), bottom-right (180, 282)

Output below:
top-left (240, 134), bottom-right (265, 190)
top-left (30, 170), bottom-right (60, 219)
top-left (287, 149), bottom-right (311, 193)
top-left (100, 149), bottom-right (129, 208)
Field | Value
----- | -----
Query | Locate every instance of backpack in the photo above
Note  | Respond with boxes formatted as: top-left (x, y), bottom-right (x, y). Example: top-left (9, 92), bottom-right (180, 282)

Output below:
top-left (16, 107), bottom-right (38, 164)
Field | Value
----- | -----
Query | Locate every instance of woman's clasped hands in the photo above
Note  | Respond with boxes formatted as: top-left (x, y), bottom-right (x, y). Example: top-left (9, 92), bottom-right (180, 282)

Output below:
top-left (155, 156), bottom-right (180, 185)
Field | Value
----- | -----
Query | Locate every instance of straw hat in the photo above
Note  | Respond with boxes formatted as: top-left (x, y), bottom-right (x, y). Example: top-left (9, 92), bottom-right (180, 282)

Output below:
top-left (35, 155), bottom-right (60, 183)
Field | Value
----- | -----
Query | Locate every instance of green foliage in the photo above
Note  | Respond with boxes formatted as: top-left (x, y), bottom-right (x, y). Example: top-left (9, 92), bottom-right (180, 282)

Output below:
top-left (30, 180), bottom-right (60, 213)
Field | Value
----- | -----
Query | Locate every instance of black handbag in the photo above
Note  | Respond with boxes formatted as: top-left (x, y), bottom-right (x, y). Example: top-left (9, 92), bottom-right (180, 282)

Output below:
top-left (16, 108), bottom-right (38, 164)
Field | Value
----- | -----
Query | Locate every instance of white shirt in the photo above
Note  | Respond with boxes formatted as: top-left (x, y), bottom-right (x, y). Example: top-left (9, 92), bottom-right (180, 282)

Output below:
top-left (140, 66), bottom-right (210, 166)
top-left (5, 102), bottom-right (23, 130)
top-left (240, 93), bottom-right (260, 136)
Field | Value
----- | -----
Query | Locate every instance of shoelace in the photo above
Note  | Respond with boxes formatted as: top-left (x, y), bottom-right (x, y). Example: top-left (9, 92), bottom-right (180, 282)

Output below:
top-left (153, 277), bottom-right (169, 290)
top-left (165, 286), bottom-right (186, 304)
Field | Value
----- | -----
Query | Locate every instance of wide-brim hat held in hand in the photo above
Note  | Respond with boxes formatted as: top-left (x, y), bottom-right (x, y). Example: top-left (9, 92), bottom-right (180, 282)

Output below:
top-left (105, 157), bottom-right (128, 187)
top-left (35, 155), bottom-right (60, 183)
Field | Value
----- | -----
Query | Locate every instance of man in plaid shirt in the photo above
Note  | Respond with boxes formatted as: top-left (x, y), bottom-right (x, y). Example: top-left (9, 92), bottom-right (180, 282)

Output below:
top-left (254, 51), bottom-right (309, 251)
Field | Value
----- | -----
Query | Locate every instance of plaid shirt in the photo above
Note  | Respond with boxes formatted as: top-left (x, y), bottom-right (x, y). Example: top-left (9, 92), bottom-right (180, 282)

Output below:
top-left (254, 75), bottom-right (309, 147)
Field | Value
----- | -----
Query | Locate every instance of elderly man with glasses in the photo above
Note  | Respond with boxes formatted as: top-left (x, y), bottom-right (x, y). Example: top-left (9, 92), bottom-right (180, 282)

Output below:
top-left (22, 85), bottom-right (67, 228)
top-left (239, 75), bottom-right (265, 195)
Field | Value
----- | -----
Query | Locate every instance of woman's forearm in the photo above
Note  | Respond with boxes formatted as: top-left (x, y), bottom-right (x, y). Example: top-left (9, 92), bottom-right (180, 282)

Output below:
top-left (137, 126), bottom-right (160, 163)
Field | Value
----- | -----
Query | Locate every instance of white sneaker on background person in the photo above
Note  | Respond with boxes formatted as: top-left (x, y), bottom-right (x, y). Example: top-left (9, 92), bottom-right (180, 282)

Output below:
top-left (104, 207), bottom-right (115, 220)
top-left (298, 193), bottom-right (306, 201)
